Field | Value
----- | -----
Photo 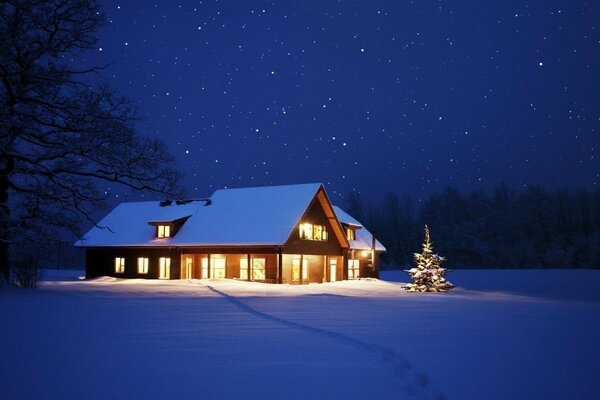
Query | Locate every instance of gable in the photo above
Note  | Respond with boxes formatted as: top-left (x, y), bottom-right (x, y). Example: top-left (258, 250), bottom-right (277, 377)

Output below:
top-left (283, 186), bottom-right (349, 253)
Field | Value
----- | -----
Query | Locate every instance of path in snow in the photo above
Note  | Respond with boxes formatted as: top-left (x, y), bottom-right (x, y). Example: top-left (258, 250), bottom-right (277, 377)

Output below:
top-left (204, 283), bottom-right (445, 400)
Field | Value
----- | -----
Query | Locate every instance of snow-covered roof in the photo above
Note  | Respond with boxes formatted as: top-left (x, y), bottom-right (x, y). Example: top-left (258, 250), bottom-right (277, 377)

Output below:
top-left (332, 206), bottom-right (363, 228)
top-left (75, 183), bottom-right (344, 248)
top-left (332, 206), bottom-right (386, 251)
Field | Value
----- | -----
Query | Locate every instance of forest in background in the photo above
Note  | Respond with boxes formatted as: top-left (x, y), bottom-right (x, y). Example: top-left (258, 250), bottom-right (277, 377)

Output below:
top-left (347, 186), bottom-right (600, 269)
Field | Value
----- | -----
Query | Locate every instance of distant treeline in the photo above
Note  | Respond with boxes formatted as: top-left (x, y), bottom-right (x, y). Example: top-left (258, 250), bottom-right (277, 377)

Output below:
top-left (347, 186), bottom-right (600, 269)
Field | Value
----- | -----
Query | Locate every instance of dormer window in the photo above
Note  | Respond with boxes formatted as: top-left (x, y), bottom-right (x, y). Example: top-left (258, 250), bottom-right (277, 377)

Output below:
top-left (157, 224), bottom-right (171, 238)
top-left (149, 215), bottom-right (191, 240)
top-left (346, 228), bottom-right (356, 241)
top-left (299, 223), bottom-right (328, 241)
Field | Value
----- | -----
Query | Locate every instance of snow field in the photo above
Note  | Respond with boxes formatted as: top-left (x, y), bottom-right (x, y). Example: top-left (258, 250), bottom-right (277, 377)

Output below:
top-left (1, 269), bottom-right (599, 399)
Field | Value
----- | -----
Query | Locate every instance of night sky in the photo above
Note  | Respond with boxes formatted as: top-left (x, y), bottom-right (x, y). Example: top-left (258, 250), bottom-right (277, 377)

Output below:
top-left (84, 1), bottom-right (599, 203)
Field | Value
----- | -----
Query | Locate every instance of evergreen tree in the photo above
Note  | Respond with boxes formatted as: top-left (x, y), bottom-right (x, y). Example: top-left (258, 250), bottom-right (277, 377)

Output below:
top-left (405, 225), bottom-right (454, 292)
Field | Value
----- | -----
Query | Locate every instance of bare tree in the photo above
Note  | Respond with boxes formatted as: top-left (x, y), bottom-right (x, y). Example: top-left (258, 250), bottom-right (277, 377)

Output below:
top-left (0, 0), bottom-right (182, 281)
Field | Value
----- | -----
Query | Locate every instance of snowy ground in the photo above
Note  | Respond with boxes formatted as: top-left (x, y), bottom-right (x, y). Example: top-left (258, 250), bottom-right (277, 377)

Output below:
top-left (1, 269), bottom-right (599, 400)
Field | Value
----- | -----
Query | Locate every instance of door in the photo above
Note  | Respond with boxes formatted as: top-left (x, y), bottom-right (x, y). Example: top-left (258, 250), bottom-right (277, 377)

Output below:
top-left (329, 258), bottom-right (337, 282)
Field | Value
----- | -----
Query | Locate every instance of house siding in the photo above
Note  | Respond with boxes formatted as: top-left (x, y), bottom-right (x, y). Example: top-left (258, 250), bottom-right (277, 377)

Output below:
top-left (282, 196), bottom-right (345, 256)
top-left (85, 247), bottom-right (181, 279)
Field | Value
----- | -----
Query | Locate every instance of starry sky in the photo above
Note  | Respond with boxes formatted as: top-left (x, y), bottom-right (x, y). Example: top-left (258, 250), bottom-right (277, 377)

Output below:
top-left (84, 0), bottom-right (599, 203)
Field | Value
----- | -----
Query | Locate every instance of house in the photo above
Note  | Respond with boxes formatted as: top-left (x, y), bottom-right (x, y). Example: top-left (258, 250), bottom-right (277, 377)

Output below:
top-left (75, 183), bottom-right (385, 284)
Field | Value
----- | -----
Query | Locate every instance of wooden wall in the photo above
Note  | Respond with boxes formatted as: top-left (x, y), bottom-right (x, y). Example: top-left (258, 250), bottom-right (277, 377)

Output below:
top-left (282, 196), bottom-right (345, 256)
top-left (85, 247), bottom-right (181, 279)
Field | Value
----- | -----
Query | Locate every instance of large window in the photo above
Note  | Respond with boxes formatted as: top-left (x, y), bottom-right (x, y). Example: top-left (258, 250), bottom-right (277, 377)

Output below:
top-left (157, 225), bottom-right (171, 238)
top-left (183, 257), bottom-right (193, 279)
top-left (159, 257), bottom-right (171, 279)
top-left (137, 257), bottom-right (149, 274)
top-left (201, 257), bottom-right (208, 279)
top-left (299, 223), bottom-right (328, 241)
top-left (348, 259), bottom-right (360, 280)
top-left (210, 256), bottom-right (226, 279)
top-left (115, 257), bottom-right (125, 273)
top-left (240, 257), bottom-right (266, 281)
top-left (292, 256), bottom-right (309, 282)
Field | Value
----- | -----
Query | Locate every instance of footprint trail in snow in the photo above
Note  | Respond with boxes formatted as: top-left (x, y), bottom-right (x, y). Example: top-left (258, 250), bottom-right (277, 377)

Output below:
top-left (205, 284), bottom-right (447, 400)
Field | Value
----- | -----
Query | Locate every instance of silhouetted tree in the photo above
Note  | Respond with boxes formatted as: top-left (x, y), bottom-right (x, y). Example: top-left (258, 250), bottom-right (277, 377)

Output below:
top-left (346, 192), bottom-right (365, 224)
top-left (0, 0), bottom-right (181, 282)
top-left (365, 184), bottom-right (600, 269)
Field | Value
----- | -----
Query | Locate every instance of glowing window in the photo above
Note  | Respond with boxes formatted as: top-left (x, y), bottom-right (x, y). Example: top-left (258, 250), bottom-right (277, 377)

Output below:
top-left (291, 256), bottom-right (309, 282)
top-left (115, 257), bottom-right (125, 273)
top-left (348, 259), bottom-right (360, 280)
top-left (346, 228), bottom-right (356, 241)
top-left (183, 257), bottom-right (193, 279)
top-left (157, 225), bottom-right (171, 238)
top-left (240, 257), bottom-right (266, 281)
top-left (240, 258), bottom-right (249, 280)
top-left (201, 257), bottom-right (208, 279)
top-left (299, 223), bottom-right (327, 241)
top-left (210, 256), bottom-right (226, 279)
top-left (137, 257), bottom-right (149, 274)
top-left (159, 257), bottom-right (171, 279)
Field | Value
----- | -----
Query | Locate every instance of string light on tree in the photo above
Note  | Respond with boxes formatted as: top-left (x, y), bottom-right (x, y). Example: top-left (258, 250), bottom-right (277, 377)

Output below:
top-left (404, 225), bottom-right (454, 292)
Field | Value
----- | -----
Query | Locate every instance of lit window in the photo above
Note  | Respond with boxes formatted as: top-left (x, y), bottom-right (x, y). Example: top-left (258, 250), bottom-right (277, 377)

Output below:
top-left (299, 223), bottom-right (313, 240)
top-left (292, 256), bottom-right (309, 282)
top-left (137, 257), bottom-right (149, 274)
top-left (157, 225), bottom-right (171, 238)
top-left (252, 258), bottom-right (265, 280)
top-left (210, 256), bottom-right (226, 279)
top-left (183, 257), bottom-right (193, 279)
top-left (159, 257), bottom-right (171, 279)
top-left (346, 228), bottom-right (356, 241)
top-left (348, 259), bottom-right (360, 280)
top-left (240, 258), bottom-right (249, 280)
top-left (115, 257), bottom-right (125, 273)
top-left (201, 257), bottom-right (208, 279)
top-left (299, 223), bottom-right (327, 241)
top-left (240, 257), bottom-right (266, 281)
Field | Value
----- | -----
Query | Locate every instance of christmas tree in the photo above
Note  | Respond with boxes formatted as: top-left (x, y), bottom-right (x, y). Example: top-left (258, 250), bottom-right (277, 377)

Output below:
top-left (404, 225), bottom-right (454, 292)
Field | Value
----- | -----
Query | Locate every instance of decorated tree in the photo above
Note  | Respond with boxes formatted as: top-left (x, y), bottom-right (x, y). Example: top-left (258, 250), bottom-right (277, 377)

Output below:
top-left (405, 225), bottom-right (454, 292)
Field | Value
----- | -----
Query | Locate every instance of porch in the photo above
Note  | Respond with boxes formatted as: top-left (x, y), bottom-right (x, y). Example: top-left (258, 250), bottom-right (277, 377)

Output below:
top-left (179, 253), bottom-right (344, 284)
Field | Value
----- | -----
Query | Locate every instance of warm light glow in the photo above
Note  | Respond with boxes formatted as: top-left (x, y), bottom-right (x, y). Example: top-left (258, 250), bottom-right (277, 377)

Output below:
top-left (137, 257), bottom-right (149, 274)
top-left (299, 223), bottom-right (327, 241)
top-left (183, 257), bottom-right (193, 279)
top-left (210, 256), bottom-right (226, 279)
top-left (329, 258), bottom-right (337, 282)
top-left (348, 259), bottom-right (359, 279)
top-left (240, 258), bottom-right (248, 280)
top-left (299, 223), bottom-right (313, 240)
top-left (115, 257), bottom-right (125, 273)
top-left (240, 257), bottom-right (266, 280)
top-left (346, 228), bottom-right (356, 241)
top-left (157, 225), bottom-right (171, 238)
top-left (362, 250), bottom-right (370, 258)
top-left (201, 257), bottom-right (208, 279)
top-left (159, 257), bottom-right (171, 279)
top-left (292, 256), bottom-right (309, 282)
